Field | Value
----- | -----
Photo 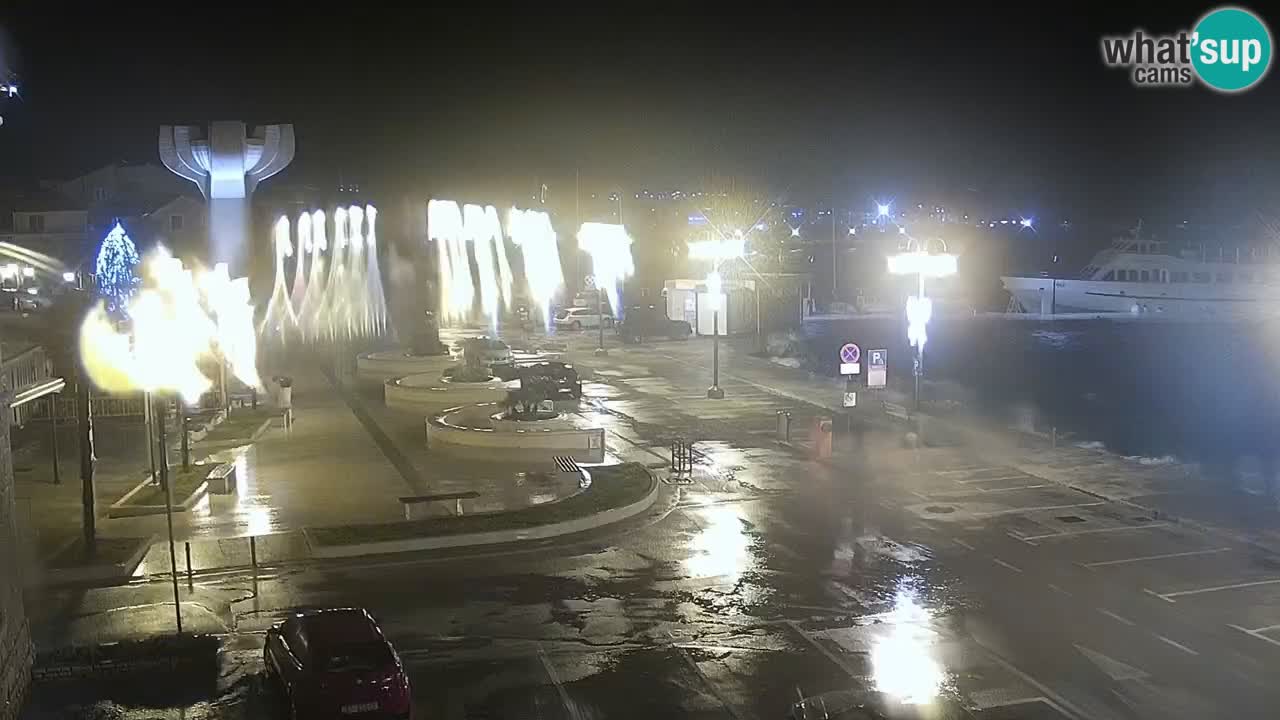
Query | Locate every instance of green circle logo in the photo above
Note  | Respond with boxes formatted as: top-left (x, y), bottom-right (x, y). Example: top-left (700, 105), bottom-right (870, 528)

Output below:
top-left (1192, 7), bottom-right (1272, 92)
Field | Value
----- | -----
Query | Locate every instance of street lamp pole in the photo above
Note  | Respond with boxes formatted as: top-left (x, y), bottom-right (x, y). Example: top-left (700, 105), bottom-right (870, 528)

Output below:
top-left (594, 285), bottom-right (608, 357)
top-left (154, 394), bottom-right (182, 634)
top-left (706, 265), bottom-right (725, 399)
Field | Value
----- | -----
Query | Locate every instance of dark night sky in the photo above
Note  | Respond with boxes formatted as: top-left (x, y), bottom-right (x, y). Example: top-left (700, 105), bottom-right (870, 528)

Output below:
top-left (1, 4), bottom-right (1278, 221)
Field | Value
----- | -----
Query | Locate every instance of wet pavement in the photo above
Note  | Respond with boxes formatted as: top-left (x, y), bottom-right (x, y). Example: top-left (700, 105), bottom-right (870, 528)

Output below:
top-left (22, 330), bottom-right (1280, 718)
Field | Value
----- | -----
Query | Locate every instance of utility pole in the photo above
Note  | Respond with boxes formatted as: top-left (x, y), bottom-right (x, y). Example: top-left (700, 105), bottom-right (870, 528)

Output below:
top-left (76, 378), bottom-right (95, 551)
top-left (832, 203), bottom-right (838, 303)
top-left (155, 395), bottom-right (182, 634)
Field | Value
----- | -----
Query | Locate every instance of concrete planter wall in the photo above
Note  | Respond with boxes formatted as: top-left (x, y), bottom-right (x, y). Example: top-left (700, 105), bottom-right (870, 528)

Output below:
top-left (425, 403), bottom-right (606, 463)
top-left (384, 373), bottom-right (509, 411)
top-left (107, 477), bottom-right (210, 519)
top-left (40, 536), bottom-right (155, 586)
top-left (356, 351), bottom-right (453, 382)
top-left (307, 472), bottom-right (658, 558)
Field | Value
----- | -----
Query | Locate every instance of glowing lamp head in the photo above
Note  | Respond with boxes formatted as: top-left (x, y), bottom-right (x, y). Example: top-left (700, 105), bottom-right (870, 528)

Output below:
top-left (887, 251), bottom-right (958, 279)
top-left (790, 226), bottom-right (801, 238)
top-left (877, 203), bottom-right (891, 217)
top-left (26, 287), bottom-right (37, 295)
top-left (1020, 217), bottom-right (1034, 229)
top-left (21, 266), bottom-right (34, 278)
top-left (62, 271), bottom-right (76, 282)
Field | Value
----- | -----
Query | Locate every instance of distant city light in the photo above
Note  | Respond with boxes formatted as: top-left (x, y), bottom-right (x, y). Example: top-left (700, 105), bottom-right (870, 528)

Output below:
top-left (1020, 217), bottom-right (1034, 229)
top-left (62, 271), bottom-right (76, 282)
top-left (21, 266), bottom-right (33, 278)
top-left (790, 226), bottom-right (801, 238)
top-left (876, 202), bottom-right (891, 217)
top-left (25, 287), bottom-right (37, 295)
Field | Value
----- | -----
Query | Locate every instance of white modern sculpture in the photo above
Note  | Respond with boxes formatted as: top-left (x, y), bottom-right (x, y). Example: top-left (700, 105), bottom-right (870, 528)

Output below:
top-left (159, 121), bottom-right (295, 272)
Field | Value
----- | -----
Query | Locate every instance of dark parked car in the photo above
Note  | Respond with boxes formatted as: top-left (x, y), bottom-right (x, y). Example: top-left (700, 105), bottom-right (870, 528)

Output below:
top-left (617, 304), bottom-right (692, 343)
top-left (265, 608), bottom-right (411, 719)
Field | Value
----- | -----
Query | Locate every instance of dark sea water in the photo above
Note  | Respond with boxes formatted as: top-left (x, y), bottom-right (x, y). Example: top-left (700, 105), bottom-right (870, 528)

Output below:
top-left (801, 314), bottom-right (1280, 469)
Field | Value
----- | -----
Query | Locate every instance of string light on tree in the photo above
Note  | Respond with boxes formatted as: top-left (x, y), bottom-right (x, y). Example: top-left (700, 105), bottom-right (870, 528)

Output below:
top-left (95, 221), bottom-right (140, 317)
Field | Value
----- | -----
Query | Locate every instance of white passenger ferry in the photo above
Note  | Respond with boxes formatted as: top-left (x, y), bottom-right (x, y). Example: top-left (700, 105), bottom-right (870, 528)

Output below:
top-left (1002, 229), bottom-right (1280, 318)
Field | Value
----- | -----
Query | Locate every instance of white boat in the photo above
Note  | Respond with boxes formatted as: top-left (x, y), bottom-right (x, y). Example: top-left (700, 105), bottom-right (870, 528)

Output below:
top-left (1001, 230), bottom-right (1280, 319)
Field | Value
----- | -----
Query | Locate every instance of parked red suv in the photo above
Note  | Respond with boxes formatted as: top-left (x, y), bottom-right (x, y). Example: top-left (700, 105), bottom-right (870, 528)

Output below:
top-left (265, 608), bottom-right (411, 719)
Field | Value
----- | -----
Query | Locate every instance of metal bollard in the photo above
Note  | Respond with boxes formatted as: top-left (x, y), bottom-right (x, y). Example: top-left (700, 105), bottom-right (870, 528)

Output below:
top-left (184, 542), bottom-right (193, 590)
top-left (776, 410), bottom-right (792, 443)
top-left (250, 536), bottom-right (258, 574)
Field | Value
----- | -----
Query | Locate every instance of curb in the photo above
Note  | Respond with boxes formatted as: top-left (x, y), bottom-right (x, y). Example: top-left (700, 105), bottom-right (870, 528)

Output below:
top-left (40, 535), bottom-right (156, 586)
top-left (107, 478), bottom-right (210, 518)
top-left (194, 416), bottom-right (275, 450)
top-left (304, 470), bottom-right (660, 559)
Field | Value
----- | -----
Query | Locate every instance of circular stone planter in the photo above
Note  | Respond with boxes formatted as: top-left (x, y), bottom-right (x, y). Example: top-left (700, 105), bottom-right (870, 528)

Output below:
top-left (426, 403), bottom-right (606, 463)
top-left (384, 372), bottom-right (511, 411)
top-left (356, 351), bottom-right (454, 382)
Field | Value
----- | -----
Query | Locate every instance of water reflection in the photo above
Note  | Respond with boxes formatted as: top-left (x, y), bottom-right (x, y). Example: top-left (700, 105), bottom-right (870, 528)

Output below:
top-left (685, 505), bottom-right (751, 581)
top-left (870, 583), bottom-right (943, 704)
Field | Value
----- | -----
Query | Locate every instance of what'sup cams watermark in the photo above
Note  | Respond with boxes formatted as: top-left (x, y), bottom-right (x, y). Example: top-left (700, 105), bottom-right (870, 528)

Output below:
top-left (1101, 6), bottom-right (1272, 92)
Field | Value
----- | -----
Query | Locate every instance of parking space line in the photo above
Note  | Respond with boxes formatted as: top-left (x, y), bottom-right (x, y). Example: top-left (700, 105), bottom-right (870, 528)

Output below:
top-left (667, 631), bottom-right (746, 720)
top-left (1153, 634), bottom-right (1199, 656)
top-left (537, 642), bottom-right (575, 716)
top-left (976, 646), bottom-right (1089, 720)
top-left (1083, 547), bottom-right (1231, 568)
top-left (955, 475), bottom-right (1034, 484)
top-left (1228, 624), bottom-right (1280, 649)
top-left (1048, 584), bottom-right (1072, 597)
top-left (1098, 609), bottom-right (1135, 626)
top-left (976, 484), bottom-right (1051, 493)
top-left (975, 502), bottom-right (1103, 518)
top-left (1022, 522), bottom-right (1170, 541)
top-left (1160, 577), bottom-right (1280, 600)
top-left (992, 557), bottom-right (1023, 573)
top-left (954, 538), bottom-right (975, 551)
top-left (934, 467), bottom-right (1000, 476)
top-left (783, 621), bottom-right (858, 679)
top-left (1143, 588), bottom-right (1176, 604)
top-left (1006, 531), bottom-right (1039, 546)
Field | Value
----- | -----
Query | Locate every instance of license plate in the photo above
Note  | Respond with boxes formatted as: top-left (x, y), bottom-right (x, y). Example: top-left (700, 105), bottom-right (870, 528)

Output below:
top-left (341, 702), bottom-right (379, 714)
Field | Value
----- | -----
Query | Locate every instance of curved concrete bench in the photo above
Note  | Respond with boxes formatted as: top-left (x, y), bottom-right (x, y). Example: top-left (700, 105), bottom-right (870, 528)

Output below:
top-left (356, 351), bottom-right (454, 382)
top-left (384, 373), bottom-right (511, 411)
top-left (425, 403), bottom-right (606, 463)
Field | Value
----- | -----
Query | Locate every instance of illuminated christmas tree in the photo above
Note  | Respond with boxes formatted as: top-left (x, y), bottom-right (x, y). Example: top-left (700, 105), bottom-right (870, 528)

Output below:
top-left (95, 221), bottom-right (140, 317)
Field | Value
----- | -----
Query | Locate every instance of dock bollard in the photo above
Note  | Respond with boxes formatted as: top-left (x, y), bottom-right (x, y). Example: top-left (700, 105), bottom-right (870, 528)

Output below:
top-left (184, 542), bottom-right (193, 590)
top-left (250, 536), bottom-right (258, 576)
top-left (776, 410), bottom-right (792, 443)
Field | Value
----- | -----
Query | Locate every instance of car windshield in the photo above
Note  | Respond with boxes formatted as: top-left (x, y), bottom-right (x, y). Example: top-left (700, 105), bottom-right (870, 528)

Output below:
top-left (13, 8), bottom-right (1277, 720)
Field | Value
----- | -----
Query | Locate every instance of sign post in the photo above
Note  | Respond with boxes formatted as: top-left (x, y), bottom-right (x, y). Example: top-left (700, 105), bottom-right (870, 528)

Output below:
top-left (838, 342), bottom-right (861, 376)
top-left (868, 349), bottom-right (887, 389)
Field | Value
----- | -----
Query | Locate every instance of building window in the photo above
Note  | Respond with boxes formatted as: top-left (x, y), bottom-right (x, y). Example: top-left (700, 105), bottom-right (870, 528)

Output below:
top-left (93, 187), bottom-right (106, 202)
top-left (1193, 272), bottom-right (1211, 283)
top-left (1140, 270), bottom-right (1150, 282)
top-left (1102, 271), bottom-right (1115, 281)
top-left (170, 214), bottom-right (184, 231)
top-left (27, 215), bottom-right (44, 233)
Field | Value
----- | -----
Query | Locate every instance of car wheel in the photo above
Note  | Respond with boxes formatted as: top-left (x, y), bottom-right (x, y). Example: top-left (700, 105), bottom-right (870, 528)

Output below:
top-left (571, 321), bottom-right (581, 330)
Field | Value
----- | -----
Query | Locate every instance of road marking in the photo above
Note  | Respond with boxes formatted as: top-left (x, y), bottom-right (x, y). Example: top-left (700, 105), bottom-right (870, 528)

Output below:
top-left (976, 483), bottom-right (1051, 493)
top-left (1154, 634), bottom-right (1199, 656)
top-left (1158, 577), bottom-right (1280, 600)
top-left (1048, 583), bottom-right (1072, 597)
top-left (976, 646), bottom-right (1090, 720)
top-left (1098, 609), bottom-right (1135, 626)
top-left (536, 642), bottom-right (575, 716)
top-left (1143, 588), bottom-right (1176, 604)
top-left (1083, 547), bottom-right (1231, 567)
top-left (975, 502), bottom-right (1103, 518)
top-left (1021, 522), bottom-right (1171, 541)
top-left (666, 632), bottom-right (747, 720)
top-left (992, 557), bottom-right (1023, 573)
top-left (934, 467), bottom-right (1000, 476)
top-left (953, 538), bottom-right (975, 551)
top-left (784, 621), bottom-right (857, 678)
top-left (1006, 531), bottom-right (1039, 546)
top-left (910, 490), bottom-right (932, 501)
top-left (955, 474), bottom-right (1034, 484)
top-left (1228, 624), bottom-right (1280, 649)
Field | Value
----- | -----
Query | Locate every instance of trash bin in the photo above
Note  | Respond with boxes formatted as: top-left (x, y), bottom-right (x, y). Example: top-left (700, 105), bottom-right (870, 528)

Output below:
top-left (776, 410), bottom-right (792, 442)
top-left (812, 416), bottom-right (833, 459)
top-left (276, 376), bottom-right (294, 428)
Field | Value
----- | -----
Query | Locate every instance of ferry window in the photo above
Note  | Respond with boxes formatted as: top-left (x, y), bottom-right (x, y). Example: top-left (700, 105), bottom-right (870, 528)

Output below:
top-left (1140, 270), bottom-right (1150, 282)
top-left (1193, 272), bottom-right (1211, 283)
top-left (1160, 270), bottom-right (1168, 283)
top-left (1102, 271), bottom-right (1114, 281)
top-left (1216, 272), bottom-right (1232, 283)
